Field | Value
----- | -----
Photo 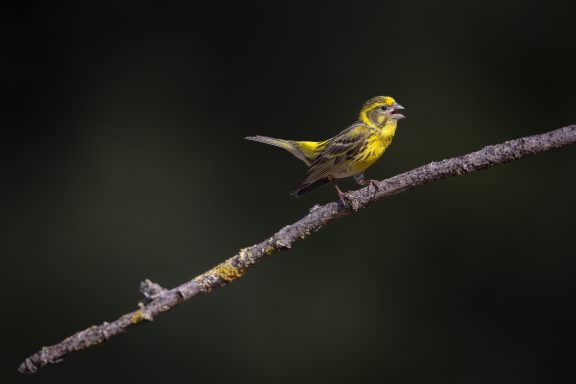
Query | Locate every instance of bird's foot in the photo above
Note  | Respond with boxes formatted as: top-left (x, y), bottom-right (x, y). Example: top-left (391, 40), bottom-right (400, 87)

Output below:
top-left (360, 179), bottom-right (380, 201)
top-left (336, 189), bottom-right (361, 210)
top-left (331, 179), bottom-right (360, 210)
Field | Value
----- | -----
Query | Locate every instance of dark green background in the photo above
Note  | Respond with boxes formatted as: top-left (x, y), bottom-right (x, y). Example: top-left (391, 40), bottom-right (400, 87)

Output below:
top-left (5, 1), bottom-right (576, 382)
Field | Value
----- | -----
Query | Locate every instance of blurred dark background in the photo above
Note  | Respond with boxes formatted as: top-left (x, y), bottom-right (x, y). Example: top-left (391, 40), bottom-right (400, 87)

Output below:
top-left (4, 0), bottom-right (576, 382)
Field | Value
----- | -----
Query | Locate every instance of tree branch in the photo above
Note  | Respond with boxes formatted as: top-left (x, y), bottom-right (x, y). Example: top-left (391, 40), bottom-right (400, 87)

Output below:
top-left (18, 125), bottom-right (576, 374)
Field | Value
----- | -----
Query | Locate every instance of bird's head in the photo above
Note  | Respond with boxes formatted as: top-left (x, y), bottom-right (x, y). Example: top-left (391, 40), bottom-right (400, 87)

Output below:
top-left (359, 96), bottom-right (405, 128)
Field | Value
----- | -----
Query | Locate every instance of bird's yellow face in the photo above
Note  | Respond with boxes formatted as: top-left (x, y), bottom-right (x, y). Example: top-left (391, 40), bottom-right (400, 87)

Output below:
top-left (359, 96), bottom-right (405, 128)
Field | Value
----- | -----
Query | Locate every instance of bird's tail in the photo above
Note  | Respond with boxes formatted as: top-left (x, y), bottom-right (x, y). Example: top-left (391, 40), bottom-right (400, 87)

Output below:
top-left (245, 135), bottom-right (313, 165)
top-left (245, 135), bottom-right (294, 151)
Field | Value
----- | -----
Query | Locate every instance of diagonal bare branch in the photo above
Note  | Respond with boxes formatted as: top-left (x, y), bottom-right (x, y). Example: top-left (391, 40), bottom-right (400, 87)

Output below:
top-left (18, 125), bottom-right (576, 374)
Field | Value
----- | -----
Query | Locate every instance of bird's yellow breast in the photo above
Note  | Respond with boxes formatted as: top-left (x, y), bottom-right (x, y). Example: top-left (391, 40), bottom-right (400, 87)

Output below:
top-left (348, 137), bottom-right (386, 173)
top-left (348, 120), bottom-right (397, 174)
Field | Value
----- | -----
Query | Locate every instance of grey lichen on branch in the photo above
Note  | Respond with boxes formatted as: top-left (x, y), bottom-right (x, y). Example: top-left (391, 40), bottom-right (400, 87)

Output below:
top-left (18, 125), bottom-right (576, 374)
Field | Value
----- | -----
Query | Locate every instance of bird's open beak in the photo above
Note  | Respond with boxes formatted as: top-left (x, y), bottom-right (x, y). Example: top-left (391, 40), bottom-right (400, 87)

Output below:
top-left (391, 102), bottom-right (405, 119)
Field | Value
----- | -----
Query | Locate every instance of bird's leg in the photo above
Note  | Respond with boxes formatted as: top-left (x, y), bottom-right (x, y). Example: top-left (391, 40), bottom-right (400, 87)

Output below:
top-left (329, 177), bottom-right (351, 206)
top-left (354, 173), bottom-right (380, 199)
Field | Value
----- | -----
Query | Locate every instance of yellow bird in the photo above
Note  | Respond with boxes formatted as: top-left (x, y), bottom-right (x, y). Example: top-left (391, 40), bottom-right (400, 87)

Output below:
top-left (245, 96), bottom-right (405, 202)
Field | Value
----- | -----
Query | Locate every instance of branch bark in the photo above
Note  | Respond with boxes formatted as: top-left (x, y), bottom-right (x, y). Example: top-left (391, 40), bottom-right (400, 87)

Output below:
top-left (18, 125), bottom-right (576, 374)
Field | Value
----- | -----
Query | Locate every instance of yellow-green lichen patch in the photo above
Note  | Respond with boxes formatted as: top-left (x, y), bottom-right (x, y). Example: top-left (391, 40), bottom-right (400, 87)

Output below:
top-left (130, 310), bottom-right (152, 324)
top-left (211, 260), bottom-right (246, 283)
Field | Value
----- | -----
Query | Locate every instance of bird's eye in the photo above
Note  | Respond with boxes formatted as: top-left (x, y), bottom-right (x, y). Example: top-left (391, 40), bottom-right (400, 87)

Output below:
top-left (380, 106), bottom-right (388, 111)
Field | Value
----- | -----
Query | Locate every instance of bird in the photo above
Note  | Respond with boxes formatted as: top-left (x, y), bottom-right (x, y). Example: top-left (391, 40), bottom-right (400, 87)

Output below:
top-left (245, 96), bottom-right (405, 203)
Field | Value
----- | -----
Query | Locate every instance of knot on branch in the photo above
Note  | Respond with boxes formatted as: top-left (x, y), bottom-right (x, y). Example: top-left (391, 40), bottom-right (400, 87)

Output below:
top-left (140, 279), bottom-right (167, 302)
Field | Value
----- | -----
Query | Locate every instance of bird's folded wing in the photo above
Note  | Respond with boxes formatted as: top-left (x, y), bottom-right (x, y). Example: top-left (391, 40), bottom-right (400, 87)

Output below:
top-left (300, 124), bottom-right (370, 184)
